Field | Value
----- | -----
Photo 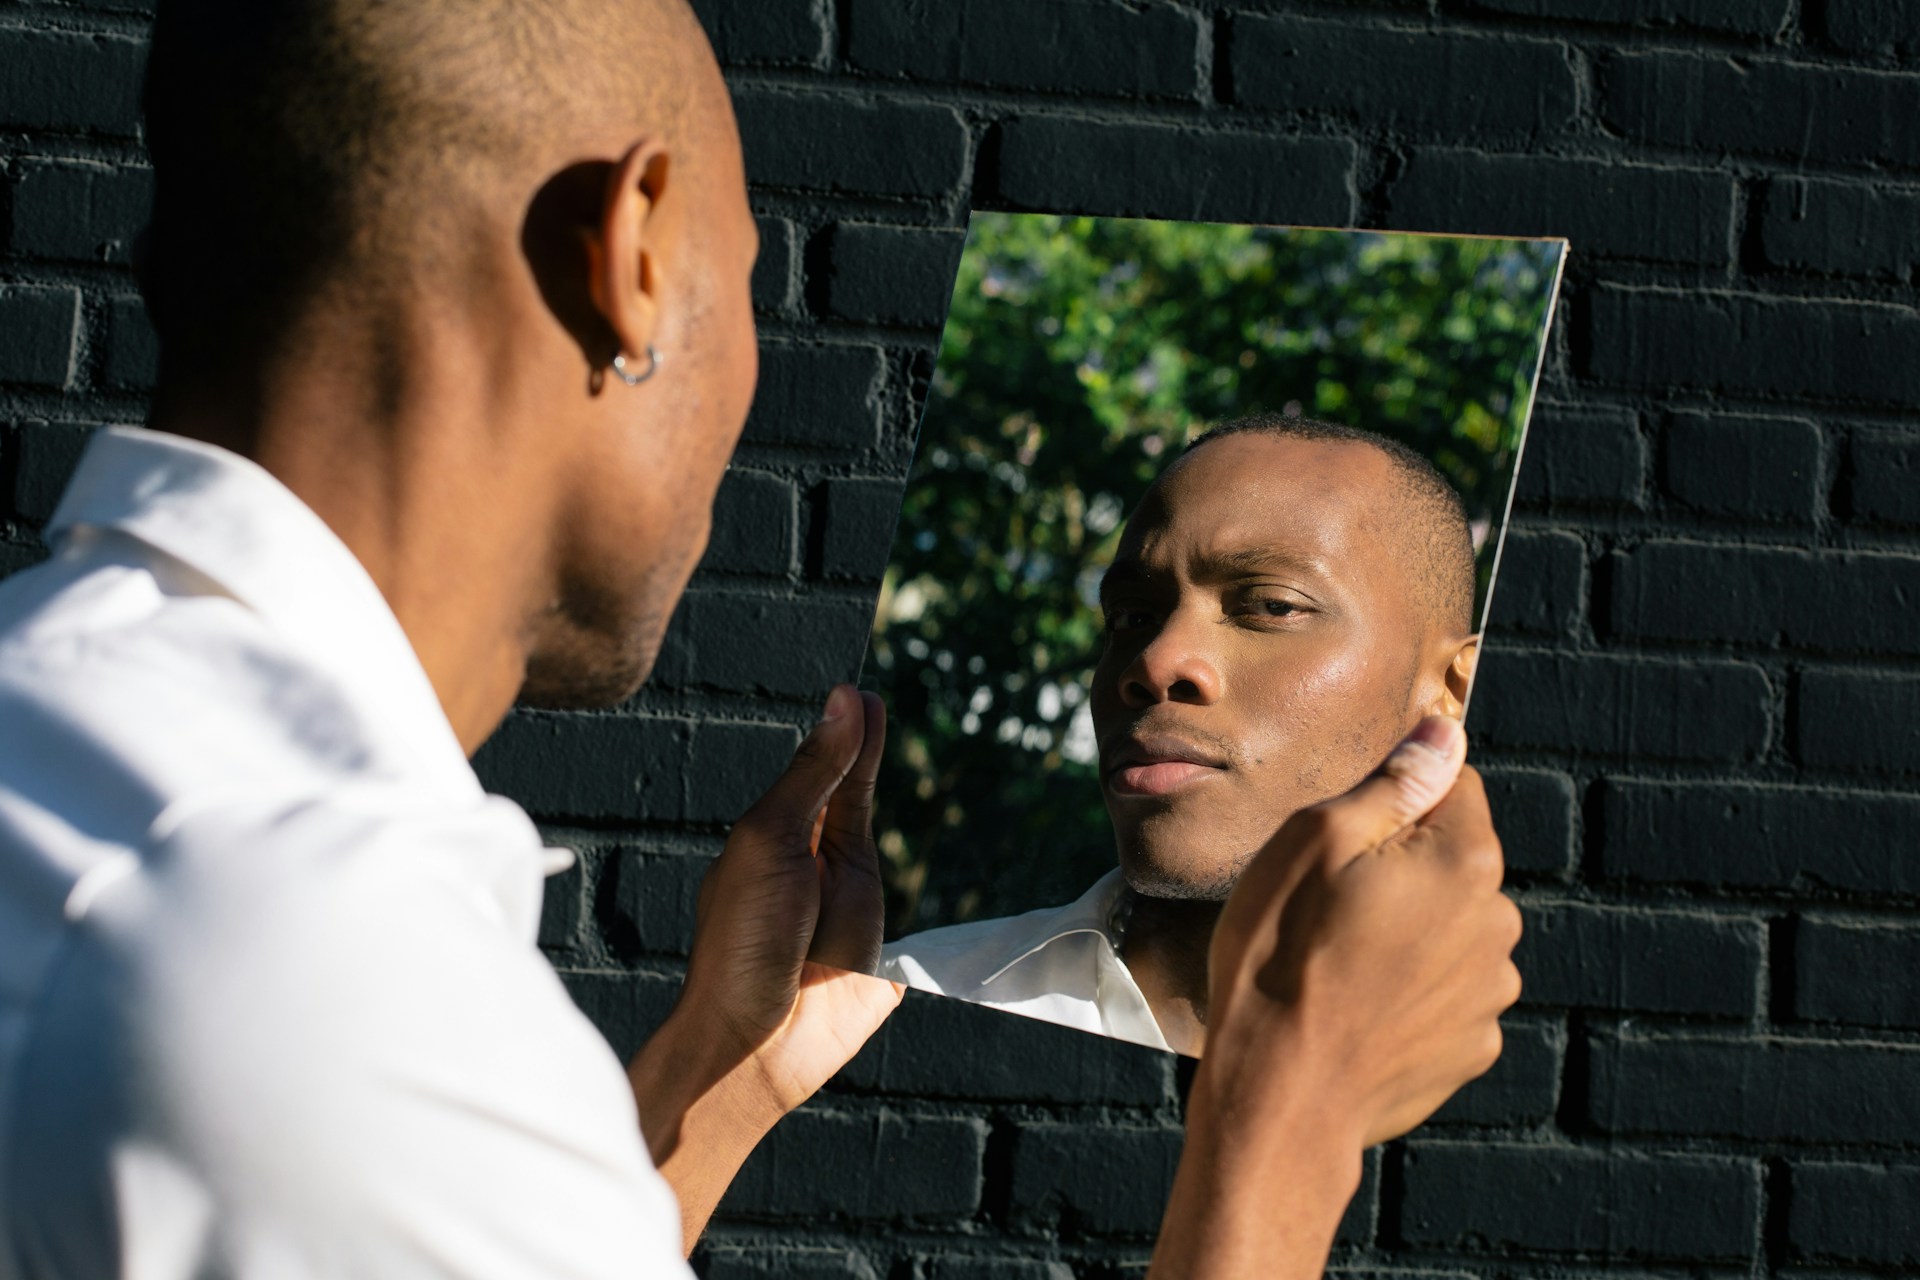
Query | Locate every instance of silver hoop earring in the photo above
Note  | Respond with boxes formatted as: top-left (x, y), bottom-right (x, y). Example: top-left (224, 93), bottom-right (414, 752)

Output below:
top-left (612, 345), bottom-right (661, 387)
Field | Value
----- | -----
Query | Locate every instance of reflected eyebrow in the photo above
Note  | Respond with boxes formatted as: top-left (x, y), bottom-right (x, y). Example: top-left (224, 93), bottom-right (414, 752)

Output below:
top-left (1097, 557), bottom-right (1152, 605)
top-left (1197, 546), bottom-right (1328, 579)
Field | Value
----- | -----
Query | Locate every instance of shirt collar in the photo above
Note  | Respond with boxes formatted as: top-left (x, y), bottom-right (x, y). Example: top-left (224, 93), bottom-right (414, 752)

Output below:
top-left (980, 867), bottom-right (1131, 985)
top-left (47, 426), bottom-right (479, 800)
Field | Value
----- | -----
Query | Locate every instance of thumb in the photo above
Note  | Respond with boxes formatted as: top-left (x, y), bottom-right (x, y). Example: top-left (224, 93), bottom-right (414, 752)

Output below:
top-left (735, 685), bottom-right (866, 845)
top-left (1311, 715), bottom-right (1467, 868)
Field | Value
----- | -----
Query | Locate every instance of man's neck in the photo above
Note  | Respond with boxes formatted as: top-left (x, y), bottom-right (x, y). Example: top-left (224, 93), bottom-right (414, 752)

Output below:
top-left (1120, 893), bottom-right (1223, 1058)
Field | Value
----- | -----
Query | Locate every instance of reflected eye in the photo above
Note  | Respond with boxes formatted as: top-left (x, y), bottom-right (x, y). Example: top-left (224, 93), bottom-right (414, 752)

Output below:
top-left (1102, 605), bottom-right (1156, 634)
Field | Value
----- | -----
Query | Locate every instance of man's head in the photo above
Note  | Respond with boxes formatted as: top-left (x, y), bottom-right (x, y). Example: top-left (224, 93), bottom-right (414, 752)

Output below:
top-left (140, 0), bottom-right (759, 710)
top-left (1091, 413), bottom-right (1480, 900)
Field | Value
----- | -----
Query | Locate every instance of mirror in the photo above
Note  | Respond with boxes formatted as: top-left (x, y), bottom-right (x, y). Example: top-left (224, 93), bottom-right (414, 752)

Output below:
top-left (861, 212), bottom-right (1566, 1056)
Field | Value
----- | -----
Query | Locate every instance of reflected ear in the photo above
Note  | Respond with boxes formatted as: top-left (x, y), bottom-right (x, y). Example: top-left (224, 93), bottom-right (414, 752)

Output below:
top-left (1434, 635), bottom-right (1480, 718)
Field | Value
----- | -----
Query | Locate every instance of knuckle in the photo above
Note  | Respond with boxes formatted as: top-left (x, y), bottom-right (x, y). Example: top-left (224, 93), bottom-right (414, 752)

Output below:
top-left (1473, 1023), bottom-right (1505, 1077)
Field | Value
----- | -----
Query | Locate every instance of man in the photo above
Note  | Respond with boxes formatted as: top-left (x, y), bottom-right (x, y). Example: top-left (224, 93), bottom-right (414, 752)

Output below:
top-left (883, 415), bottom-right (1483, 1057)
top-left (0, 3), bottom-right (1520, 1277)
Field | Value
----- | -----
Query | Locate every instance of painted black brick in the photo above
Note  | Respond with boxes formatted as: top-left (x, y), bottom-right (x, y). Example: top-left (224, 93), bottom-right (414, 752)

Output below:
top-left (1788, 1161), bottom-right (1920, 1266)
top-left (1597, 779), bottom-right (1920, 894)
top-left (746, 343), bottom-right (885, 450)
top-left (611, 849), bottom-right (709, 957)
top-left (818, 476), bottom-right (906, 581)
top-left (0, 287), bottom-right (79, 388)
top-left (104, 294), bottom-right (159, 391)
top-left (1797, 670), bottom-right (1920, 774)
top-left (1602, 53), bottom-right (1920, 169)
top-left (846, 0), bottom-right (1203, 100)
top-left (1400, 1141), bottom-right (1761, 1261)
top-left (6, 162), bottom-right (151, 263)
top-left (683, 719), bottom-right (804, 823)
top-left (1388, 151), bottom-right (1733, 266)
top-left (1227, 16), bottom-right (1577, 139)
top-left (1428, 1015), bottom-right (1563, 1127)
top-left (701, 469), bottom-right (798, 577)
top-left (10, 420), bottom-right (95, 523)
top-left (536, 857), bottom-right (586, 952)
top-left (833, 990), bottom-right (1174, 1106)
top-left (1609, 542), bottom-right (1920, 656)
top-left (991, 117), bottom-right (1357, 226)
top-left (1661, 413), bottom-right (1822, 522)
top-left (663, 592), bottom-right (871, 698)
top-left (1470, 650), bottom-right (1771, 761)
top-left (1795, 919), bottom-right (1920, 1029)
top-left (1587, 286), bottom-right (1920, 406)
top-left (1478, 767), bottom-right (1577, 877)
top-left (920, 1259), bottom-right (1072, 1280)
top-left (1516, 903), bottom-right (1762, 1017)
top-left (1759, 176), bottom-right (1920, 281)
top-left (821, 223), bottom-right (966, 329)
top-left (0, 30), bottom-right (146, 133)
top-left (688, 0), bottom-right (826, 66)
top-left (1822, 0), bottom-right (1920, 60)
top-left (721, 1108), bottom-right (988, 1223)
top-left (560, 968), bottom-right (682, 1061)
top-left (1512, 404), bottom-right (1646, 509)
top-left (473, 711), bottom-right (690, 822)
top-left (1590, 1030), bottom-right (1920, 1145)
top-left (733, 92), bottom-right (970, 199)
top-left (1850, 428), bottom-right (1920, 526)
top-left (1464, 0), bottom-right (1789, 33)
top-left (752, 216), bottom-right (800, 317)
top-left (1486, 529), bottom-right (1584, 639)
top-left (702, 1246), bottom-right (881, 1280)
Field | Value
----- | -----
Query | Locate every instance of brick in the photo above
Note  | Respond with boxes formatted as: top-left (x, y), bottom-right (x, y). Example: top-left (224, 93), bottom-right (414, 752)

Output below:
top-left (1390, 151), bottom-right (1732, 266)
top-left (687, 0), bottom-right (826, 66)
top-left (1590, 1029), bottom-right (1920, 1145)
top-left (1007, 1122), bottom-right (1181, 1238)
top-left (992, 117), bottom-right (1356, 226)
top-left (1471, 650), bottom-right (1771, 761)
top-left (610, 849), bottom-right (708, 957)
top-left (1759, 176), bottom-right (1920, 280)
top-left (847, 0), bottom-right (1203, 99)
top-left (1478, 767), bottom-right (1576, 877)
top-left (7, 162), bottom-right (152, 263)
top-left (1661, 412), bottom-right (1821, 521)
top-left (1229, 16), bottom-right (1576, 138)
top-left (1610, 543), bottom-right (1920, 656)
top-left (1789, 1161), bottom-right (1920, 1265)
top-left (1598, 780), bottom-right (1920, 894)
top-left (104, 295), bottom-right (160, 390)
top-left (1588, 286), bottom-right (1920, 406)
top-left (1851, 427), bottom-right (1920, 526)
top-left (1798, 670), bottom-right (1920, 773)
top-left (818, 476), bottom-right (905, 581)
top-left (1430, 1015), bottom-right (1563, 1126)
top-left (1402, 1141), bottom-right (1759, 1260)
top-left (723, 1108), bottom-right (987, 1222)
top-left (702, 1247), bottom-right (881, 1280)
top-left (11, 420), bottom-right (95, 523)
top-left (834, 988), bottom-right (1175, 1106)
top-left (1485, 529), bottom-right (1584, 639)
top-left (922, 1260), bottom-right (1072, 1280)
top-left (745, 344), bottom-right (885, 450)
top-left (535, 854), bottom-right (585, 951)
top-left (733, 92), bottom-right (969, 199)
top-left (558, 968), bottom-right (682, 1061)
top-left (472, 711), bottom-right (689, 821)
top-left (0, 30), bottom-right (145, 133)
top-left (1513, 404), bottom-right (1646, 508)
top-left (822, 223), bottom-right (966, 329)
top-left (663, 592), bottom-right (871, 699)
top-left (683, 719), bottom-right (804, 823)
top-left (1823, 0), bottom-right (1920, 60)
top-left (1515, 903), bottom-right (1762, 1017)
top-left (1796, 920), bottom-right (1920, 1029)
top-left (700, 469), bottom-right (797, 576)
top-left (1603, 52), bottom-right (1920, 169)
top-left (0, 287), bottom-right (80, 388)
top-left (752, 216), bottom-right (800, 317)
top-left (1465, 0), bottom-right (1789, 33)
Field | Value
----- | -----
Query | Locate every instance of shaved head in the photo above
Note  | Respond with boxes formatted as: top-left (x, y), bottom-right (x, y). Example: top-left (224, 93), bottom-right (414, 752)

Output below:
top-left (1179, 413), bottom-right (1478, 635)
top-left (142, 0), bottom-right (719, 381)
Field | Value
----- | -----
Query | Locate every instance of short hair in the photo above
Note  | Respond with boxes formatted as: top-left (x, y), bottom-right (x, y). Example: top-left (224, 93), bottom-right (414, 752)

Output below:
top-left (1180, 412), bottom-right (1478, 634)
top-left (140, 0), bottom-right (708, 382)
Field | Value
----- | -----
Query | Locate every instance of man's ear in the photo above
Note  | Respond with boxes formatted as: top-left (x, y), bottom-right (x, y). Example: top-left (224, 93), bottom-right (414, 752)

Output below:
top-left (588, 138), bottom-right (672, 371)
top-left (1428, 635), bottom-right (1480, 719)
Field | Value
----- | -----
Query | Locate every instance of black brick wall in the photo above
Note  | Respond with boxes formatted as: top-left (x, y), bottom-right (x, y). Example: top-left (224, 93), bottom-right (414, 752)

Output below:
top-left (3, 1), bottom-right (1918, 1276)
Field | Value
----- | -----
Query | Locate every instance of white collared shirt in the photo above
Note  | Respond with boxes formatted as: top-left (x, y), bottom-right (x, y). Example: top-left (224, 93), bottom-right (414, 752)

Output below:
top-left (879, 869), bottom-right (1174, 1053)
top-left (0, 427), bottom-right (690, 1278)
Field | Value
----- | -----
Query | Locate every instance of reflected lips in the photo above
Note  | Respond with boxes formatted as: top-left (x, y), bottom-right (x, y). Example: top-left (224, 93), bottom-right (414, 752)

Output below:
top-left (1104, 734), bottom-right (1228, 797)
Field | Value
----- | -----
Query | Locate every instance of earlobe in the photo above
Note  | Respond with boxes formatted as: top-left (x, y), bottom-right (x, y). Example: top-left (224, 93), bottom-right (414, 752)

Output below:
top-left (1441, 636), bottom-right (1481, 717)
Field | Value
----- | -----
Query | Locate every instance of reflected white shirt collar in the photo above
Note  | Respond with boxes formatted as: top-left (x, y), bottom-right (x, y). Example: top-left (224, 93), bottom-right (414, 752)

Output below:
top-left (46, 426), bottom-right (479, 803)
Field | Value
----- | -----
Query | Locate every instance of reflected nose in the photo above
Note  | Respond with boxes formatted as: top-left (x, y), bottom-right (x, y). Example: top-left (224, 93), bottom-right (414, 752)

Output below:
top-left (1118, 611), bottom-right (1222, 708)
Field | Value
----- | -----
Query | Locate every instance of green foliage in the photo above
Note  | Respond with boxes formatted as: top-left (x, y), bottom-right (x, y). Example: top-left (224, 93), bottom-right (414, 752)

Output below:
top-left (866, 213), bottom-right (1561, 936)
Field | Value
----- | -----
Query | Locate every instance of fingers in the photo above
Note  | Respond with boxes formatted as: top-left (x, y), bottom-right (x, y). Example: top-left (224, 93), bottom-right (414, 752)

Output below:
top-left (1306, 716), bottom-right (1468, 869)
top-left (736, 685), bottom-right (867, 846)
top-left (819, 691), bottom-right (886, 860)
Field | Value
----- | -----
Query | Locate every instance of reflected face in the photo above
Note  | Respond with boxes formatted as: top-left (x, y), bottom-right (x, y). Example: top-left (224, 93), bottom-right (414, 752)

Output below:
top-left (1090, 433), bottom-right (1457, 899)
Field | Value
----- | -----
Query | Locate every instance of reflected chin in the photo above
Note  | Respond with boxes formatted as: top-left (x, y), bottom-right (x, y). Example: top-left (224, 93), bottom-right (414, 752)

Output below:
top-left (1119, 843), bottom-right (1247, 902)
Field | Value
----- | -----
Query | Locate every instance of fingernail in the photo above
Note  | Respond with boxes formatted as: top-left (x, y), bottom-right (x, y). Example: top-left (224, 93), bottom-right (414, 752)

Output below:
top-left (816, 685), bottom-right (852, 726)
top-left (1400, 715), bottom-right (1463, 760)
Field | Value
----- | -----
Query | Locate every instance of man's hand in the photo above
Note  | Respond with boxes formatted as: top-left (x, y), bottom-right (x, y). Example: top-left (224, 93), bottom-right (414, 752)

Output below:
top-left (1155, 716), bottom-right (1522, 1279)
top-left (626, 685), bottom-right (905, 1251)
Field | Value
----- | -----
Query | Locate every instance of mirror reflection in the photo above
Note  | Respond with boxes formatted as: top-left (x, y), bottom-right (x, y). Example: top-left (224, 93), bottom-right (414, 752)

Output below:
top-left (863, 213), bottom-right (1566, 1055)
